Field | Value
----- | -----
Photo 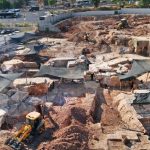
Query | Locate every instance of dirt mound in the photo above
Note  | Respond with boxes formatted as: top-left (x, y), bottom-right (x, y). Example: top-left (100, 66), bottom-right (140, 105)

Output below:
top-left (39, 125), bottom-right (89, 150)
top-left (0, 131), bottom-right (13, 150)
top-left (74, 16), bottom-right (95, 22)
top-left (51, 99), bottom-right (92, 128)
top-left (28, 83), bottom-right (49, 96)
top-left (101, 104), bottom-right (121, 126)
top-left (133, 26), bottom-right (149, 36)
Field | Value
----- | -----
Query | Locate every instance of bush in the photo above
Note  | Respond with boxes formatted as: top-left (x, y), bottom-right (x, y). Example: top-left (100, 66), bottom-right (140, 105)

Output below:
top-left (71, 7), bottom-right (93, 13)
top-left (124, 4), bottom-right (139, 8)
top-left (114, 10), bottom-right (119, 14)
top-left (15, 23), bottom-right (31, 27)
top-left (97, 6), bottom-right (120, 10)
top-left (45, 27), bottom-right (49, 33)
top-left (0, 23), bottom-right (4, 29)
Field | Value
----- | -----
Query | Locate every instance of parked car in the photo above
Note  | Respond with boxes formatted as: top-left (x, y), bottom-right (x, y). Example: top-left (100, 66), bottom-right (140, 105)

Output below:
top-left (0, 29), bottom-right (19, 35)
top-left (0, 9), bottom-right (20, 18)
top-left (64, 2), bottom-right (71, 8)
top-left (29, 6), bottom-right (40, 12)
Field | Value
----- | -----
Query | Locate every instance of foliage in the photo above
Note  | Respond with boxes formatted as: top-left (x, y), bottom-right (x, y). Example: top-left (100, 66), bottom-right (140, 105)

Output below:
top-left (15, 22), bottom-right (31, 27)
top-left (0, 0), bottom-right (12, 9)
top-left (0, 0), bottom-right (27, 9)
top-left (13, 0), bottom-right (26, 8)
top-left (44, 0), bottom-right (49, 5)
top-left (92, 0), bottom-right (100, 7)
top-left (0, 23), bottom-right (4, 28)
top-left (97, 6), bottom-right (120, 10)
top-left (45, 27), bottom-right (49, 33)
top-left (48, 0), bottom-right (56, 5)
top-left (139, 0), bottom-right (150, 7)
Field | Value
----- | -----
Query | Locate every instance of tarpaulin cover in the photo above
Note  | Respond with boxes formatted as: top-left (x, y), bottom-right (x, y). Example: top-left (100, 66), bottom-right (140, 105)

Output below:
top-left (0, 73), bottom-right (23, 92)
top-left (119, 59), bottom-right (150, 80)
top-left (133, 92), bottom-right (150, 104)
top-left (35, 65), bottom-right (85, 79)
top-left (11, 32), bottom-right (36, 43)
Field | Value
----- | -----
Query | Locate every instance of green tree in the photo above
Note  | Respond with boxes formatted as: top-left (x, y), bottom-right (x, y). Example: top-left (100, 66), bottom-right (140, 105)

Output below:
top-left (44, 0), bottom-right (48, 5)
top-left (0, 0), bottom-right (12, 9)
top-left (13, 0), bottom-right (26, 8)
top-left (48, 0), bottom-right (56, 5)
top-left (92, 0), bottom-right (100, 7)
top-left (140, 0), bottom-right (150, 7)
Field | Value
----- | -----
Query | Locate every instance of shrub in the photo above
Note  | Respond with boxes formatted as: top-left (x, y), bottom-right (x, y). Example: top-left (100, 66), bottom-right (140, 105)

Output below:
top-left (15, 23), bottom-right (31, 27)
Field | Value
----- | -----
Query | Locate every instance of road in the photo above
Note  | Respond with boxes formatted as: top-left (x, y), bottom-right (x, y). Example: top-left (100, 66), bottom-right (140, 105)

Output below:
top-left (0, 11), bottom-right (45, 25)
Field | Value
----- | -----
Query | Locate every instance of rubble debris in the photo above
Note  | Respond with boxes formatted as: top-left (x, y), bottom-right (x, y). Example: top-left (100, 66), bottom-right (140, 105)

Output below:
top-left (39, 125), bottom-right (89, 150)
top-left (0, 14), bottom-right (150, 150)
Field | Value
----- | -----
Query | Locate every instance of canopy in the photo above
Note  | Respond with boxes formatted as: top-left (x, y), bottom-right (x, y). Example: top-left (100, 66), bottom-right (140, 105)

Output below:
top-left (119, 59), bottom-right (150, 80)
top-left (35, 65), bottom-right (85, 79)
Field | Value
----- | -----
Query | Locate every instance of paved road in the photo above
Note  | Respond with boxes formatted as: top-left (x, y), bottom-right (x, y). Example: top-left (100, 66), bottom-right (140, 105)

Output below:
top-left (0, 11), bottom-right (45, 24)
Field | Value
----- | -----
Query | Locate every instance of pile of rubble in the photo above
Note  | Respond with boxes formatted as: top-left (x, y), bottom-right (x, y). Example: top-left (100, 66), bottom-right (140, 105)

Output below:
top-left (0, 14), bottom-right (150, 150)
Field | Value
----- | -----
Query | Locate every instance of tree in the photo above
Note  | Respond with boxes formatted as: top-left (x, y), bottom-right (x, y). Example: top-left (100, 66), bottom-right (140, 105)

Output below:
top-left (140, 0), bottom-right (150, 7)
top-left (92, 0), bottom-right (100, 7)
top-left (0, 0), bottom-right (12, 9)
top-left (13, 0), bottom-right (26, 8)
top-left (48, 0), bottom-right (56, 6)
top-left (44, 0), bottom-right (48, 5)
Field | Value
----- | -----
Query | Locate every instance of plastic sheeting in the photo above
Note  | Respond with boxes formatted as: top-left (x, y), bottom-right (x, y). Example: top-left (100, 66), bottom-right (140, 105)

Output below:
top-left (0, 73), bottom-right (23, 92)
top-left (119, 59), bottom-right (150, 80)
top-left (133, 92), bottom-right (150, 104)
top-left (35, 65), bottom-right (85, 79)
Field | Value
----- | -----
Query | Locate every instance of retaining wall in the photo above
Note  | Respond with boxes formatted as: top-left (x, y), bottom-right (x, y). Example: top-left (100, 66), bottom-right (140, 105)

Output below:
top-left (120, 8), bottom-right (150, 14)
top-left (39, 8), bottom-right (150, 32)
top-left (73, 10), bottom-right (114, 16)
top-left (38, 11), bottom-right (114, 32)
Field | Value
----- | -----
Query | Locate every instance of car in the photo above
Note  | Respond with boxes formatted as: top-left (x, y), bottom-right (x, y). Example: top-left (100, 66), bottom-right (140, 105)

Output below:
top-left (64, 2), bottom-right (71, 8)
top-left (29, 6), bottom-right (40, 12)
top-left (0, 29), bottom-right (17, 35)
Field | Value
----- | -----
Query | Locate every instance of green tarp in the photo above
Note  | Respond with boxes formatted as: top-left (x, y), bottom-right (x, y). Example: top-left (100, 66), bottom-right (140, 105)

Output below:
top-left (35, 65), bottom-right (85, 79)
top-left (119, 59), bottom-right (150, 80)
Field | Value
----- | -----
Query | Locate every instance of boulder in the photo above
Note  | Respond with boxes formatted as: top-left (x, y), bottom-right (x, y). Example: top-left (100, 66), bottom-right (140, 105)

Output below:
top-left (0, 109), bottom-right (6, 128)
top-left (1, 59), bottom-right (24, 72)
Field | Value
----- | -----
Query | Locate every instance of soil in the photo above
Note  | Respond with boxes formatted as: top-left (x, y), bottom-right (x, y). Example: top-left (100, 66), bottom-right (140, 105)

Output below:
top-left (1, 14), bottom-right (150, 150)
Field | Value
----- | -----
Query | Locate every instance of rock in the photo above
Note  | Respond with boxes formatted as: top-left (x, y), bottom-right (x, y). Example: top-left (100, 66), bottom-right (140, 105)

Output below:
top-left (1, 59), bottom-right (24, 72)
top-left (23, 62), bottom-right (38, 68)
top-left (0, 109), bottom-right (7, 128)
top-left (0, 94), bottom-right (10, 107)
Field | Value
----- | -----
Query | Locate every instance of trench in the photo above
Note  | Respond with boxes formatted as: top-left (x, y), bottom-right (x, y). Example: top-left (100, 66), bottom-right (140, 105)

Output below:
top-left (93, 86), bottom-right (106, 123)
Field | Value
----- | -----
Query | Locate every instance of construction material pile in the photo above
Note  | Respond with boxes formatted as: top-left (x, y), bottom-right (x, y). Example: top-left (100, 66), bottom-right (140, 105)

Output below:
top-left (39, 125), bottom-right (89, 150)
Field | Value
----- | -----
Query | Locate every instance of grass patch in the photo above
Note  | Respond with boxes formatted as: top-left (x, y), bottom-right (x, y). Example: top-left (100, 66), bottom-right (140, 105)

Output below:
top-left (0, 23), bottom-right (5, 29)
top-left (15, 23), bottom-right (32, 27)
